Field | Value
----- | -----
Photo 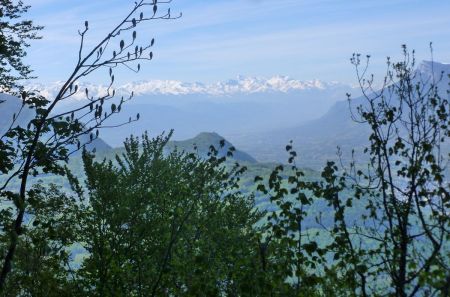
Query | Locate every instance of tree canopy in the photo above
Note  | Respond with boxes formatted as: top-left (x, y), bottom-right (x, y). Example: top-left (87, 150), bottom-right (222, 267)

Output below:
top-left (0, 0), bottom-right (42, 93)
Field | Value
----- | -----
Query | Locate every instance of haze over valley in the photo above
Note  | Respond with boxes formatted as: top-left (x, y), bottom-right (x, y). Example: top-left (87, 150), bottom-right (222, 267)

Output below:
top-left (11, 60), bottom-right (446, 170)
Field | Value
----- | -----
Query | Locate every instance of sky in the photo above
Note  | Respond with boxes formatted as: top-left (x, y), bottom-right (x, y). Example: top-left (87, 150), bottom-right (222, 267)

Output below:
top-left (25, 0), bottom-right (450, 86)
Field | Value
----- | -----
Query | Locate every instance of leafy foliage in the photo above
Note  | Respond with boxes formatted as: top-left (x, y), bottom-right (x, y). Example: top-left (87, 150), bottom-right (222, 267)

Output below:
top-left (0, 0), bottom-right (42, 93)
top-left (0, 0), bottom-right (179, 290)
top-left (71, 132), bottom-right (262, 296)
top-left (1, 184), bottom-right (81, 297)
top-left (0, 133), bottom-right (265, 296)
top-left (1, 2), bottom-right (449, 294)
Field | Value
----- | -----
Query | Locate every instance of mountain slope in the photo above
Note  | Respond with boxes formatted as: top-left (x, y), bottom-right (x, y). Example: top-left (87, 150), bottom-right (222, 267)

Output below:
top-left (95, 132), bottom-right (258, 165)
top-left (167, 132), bottom-right (257, 164)
top-left (0, 93), bottom-right (111, 152)
top-left (0, 93), bottom-right (35, 135)
top-left (229, 61), bottom-right (450, 169)
top-left (40, 76), bottom-right (355, 147)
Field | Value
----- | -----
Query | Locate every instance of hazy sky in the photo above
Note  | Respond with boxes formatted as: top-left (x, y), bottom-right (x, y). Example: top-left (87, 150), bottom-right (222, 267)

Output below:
top-left (26, 0), bottom-right (450, 85)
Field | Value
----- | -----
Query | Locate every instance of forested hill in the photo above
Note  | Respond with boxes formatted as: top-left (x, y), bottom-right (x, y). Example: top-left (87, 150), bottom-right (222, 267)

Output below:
top-left (89, 131), bottom-right (258, 170)
top-left (167, 132), bottom-right (257, 164)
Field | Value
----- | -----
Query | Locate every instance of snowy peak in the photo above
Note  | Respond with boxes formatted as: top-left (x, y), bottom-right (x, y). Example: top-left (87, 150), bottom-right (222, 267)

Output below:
top-left (211, 76), bottom-right (343, 94)
top-left (26, 76), bottom-right (352, 100)
top-left (20, 61), bottom-right (450, 100)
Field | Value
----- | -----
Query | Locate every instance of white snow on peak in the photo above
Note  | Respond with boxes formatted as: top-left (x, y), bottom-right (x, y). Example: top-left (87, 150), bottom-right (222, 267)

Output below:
top-left (25, 76), bottom-right (352, 100)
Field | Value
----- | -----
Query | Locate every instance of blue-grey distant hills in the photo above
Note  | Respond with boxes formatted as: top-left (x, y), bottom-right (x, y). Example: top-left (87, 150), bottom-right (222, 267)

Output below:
top-left (0, 93), bottom-right (35, 136)
top-left (0, 94), bottom-right (257, 164)
top-left (229, 61), bottom-right (450, 169)
top-left (29, 76), bottom-right (356, 147)
top-left (0, 93), bottom-right (111, 152)
top-left (7, 61), bottom-right (448, 170)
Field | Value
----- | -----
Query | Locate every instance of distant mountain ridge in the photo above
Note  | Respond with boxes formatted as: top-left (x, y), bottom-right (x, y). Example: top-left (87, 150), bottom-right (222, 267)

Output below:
top-left (0, 95), bottom-right (258, 164)
top-left (0, 93), bottom-right (35, 136)
top-left (0, 93), bottom-right (111, 152)
top-left (70, 77), bottom-right (355, 146)
top-left (26, 76), bottom-right (354, 100)
top-left (416, 60), bottom-right (450, 82)
top-left (229, 60), bottom-right (450, 168)
top-left (19, 76), bottom-right (357, 147)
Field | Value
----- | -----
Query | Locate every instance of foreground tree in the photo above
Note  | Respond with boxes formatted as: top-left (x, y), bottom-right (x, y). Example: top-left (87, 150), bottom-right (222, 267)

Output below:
top-left (0, 0), bottom-right (180, 290)
top-left (6, 133), bottom-right (262, 296)
top-left (252, 46), bottom-right (450, 297)
top-left (0, 0), bottom-right (42, 94)
top-left (253, 148), bottom-right (353, 297)
top-left (0, 184), bottom-right (81, 297)
top-left (313, 46), bottom-right (450, 296)
top-left (71, 132), bottom-right (261, 296)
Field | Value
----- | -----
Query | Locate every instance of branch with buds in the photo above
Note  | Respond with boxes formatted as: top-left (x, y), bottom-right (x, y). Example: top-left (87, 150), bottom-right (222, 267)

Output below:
top-left (0, 0), bottom-right (180, 290)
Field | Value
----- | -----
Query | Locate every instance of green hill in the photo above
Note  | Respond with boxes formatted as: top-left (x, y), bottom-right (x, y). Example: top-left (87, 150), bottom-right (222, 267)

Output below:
top-left (167, 132), bottom-right (257, 164)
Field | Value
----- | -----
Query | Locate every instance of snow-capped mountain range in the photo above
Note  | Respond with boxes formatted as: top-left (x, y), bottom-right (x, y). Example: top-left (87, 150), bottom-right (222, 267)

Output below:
top-left (26, 76), bottom-right (353, 100)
